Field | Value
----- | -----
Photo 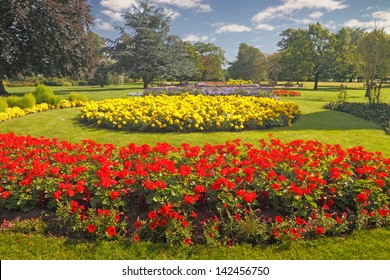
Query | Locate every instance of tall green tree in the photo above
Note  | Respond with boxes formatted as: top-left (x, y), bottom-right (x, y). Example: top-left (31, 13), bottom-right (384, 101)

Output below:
top-left (357, 28), bottom-right (390, 103)
top-left (112, 0), bottom-right (170, 89)
top-left (228, 43), bottom-right (267, 81)
top-left (278, 23), bottom-right (332, 89)
top-left (278, 28), bottom-right (313, 84)
top-left (329, 28), bottom-right (364, 82)
top-left (0, 0), bottom-right (97, 96)
top-left (266, 52), bottom-right (282, 84)
top-left (193, 42), bottom-right (226, 81)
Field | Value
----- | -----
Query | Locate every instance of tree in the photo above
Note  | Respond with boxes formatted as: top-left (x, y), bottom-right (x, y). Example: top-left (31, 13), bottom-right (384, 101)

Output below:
top-left (278, 23), bottom-right (332, 89)
top-left (228, 43), bottom-right (267, 81)
top-left (357, 28), bottom-right (390, 104)
top-left (278, 28), bottom-right (313, 84)
top-left (163, 36), bottom-right (199, 83)
top-left (266, 52), bottom-right (282, 84)
top-left (0, 0), bottom-right (97, 96)
top-left (327, 27), bottom-right (364, 82)
top-left (91, 59), bottom-right (115, 87)
top-left (193, 42), bottom-right (226, 81)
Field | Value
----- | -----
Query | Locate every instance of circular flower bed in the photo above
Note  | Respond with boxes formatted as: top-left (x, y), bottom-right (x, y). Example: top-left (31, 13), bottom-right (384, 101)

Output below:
top-left (80, 94), bottom-right (300, 132)
top-left (0, 133), bottom-right (389, 245)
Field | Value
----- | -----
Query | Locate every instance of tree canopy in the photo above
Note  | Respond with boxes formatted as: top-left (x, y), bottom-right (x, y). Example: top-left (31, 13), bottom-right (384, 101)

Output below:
top-left (228, 43), bottom-right (267, 82)
top-left (0, 0), bottom-right (97, 96)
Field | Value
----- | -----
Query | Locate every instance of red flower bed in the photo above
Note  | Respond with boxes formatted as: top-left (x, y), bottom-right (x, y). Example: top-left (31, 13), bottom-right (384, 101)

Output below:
top-left (273, 89), bottom-right (301, 96)
top-left (0, 133), bottom-right (389, 244)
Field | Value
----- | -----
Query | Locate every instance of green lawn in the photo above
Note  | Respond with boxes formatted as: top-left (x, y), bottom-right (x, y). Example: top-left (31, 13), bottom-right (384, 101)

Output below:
top-left (0, 82), bottom-right (389, 260)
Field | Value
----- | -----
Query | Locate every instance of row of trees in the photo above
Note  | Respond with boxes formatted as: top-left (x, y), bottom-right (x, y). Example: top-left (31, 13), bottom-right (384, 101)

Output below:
top-left (1, 0), bottom-right (389, 95)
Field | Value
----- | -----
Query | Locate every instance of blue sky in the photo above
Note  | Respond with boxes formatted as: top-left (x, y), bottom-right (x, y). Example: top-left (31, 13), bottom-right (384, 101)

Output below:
top-left (87, 0), bottom-right (390, 62)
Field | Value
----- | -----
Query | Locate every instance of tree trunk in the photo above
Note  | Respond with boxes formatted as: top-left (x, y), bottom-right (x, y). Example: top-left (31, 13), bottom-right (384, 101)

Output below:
top-left (0, 78), bottom-right (9, 97)
top-left (143, 78), bottom-right (149, 89)
top-left (365, 78), bottom-right (372, 104)
top-left (313, 73), bottom-right (319, 90)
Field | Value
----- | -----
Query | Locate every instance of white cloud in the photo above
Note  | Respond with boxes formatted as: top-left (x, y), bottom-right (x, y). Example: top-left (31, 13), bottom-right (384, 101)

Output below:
top-left (344, 9), bottom-right (390, 33)
top-left (100, 0), bottom-right (136, 12)
top-left (215, 24), bottom-right (252, 34)
top-left (183, 34), bottom-right (209, 42)
top-left (252, 0), bottom-right (347, 22)
top-left (154, 0), bottom-right (212, 12)
top-left (309, 11), bottom-right (324, 19)
top-left (255, 24), bottom-right (275, 31)
top-left (324, 20), bottom-right (338, 30)
top-left (372, 10), bottom-right (390, 21)
top-left (95, 19), bottom-right (113, 30)
top-left (101, 9), bottom-right (124, 21)
top-left (163, 8), bottom-right (181, 20)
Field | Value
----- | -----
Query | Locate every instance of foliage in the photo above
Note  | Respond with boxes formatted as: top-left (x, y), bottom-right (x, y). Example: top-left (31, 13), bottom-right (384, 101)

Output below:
top-left (144, 86), bottom-right (270, 97)
top-left (0, 0), bottom-right (98, 96)
top-left (228, 43), bottom-right (267, 82)
top-left (0, 97), bottom-right (7, 112)
top-left (357, 28), bottom-right (390, 104)
top-left (324, 102), bottom-right (390, 134)
top-left (68, 93), bottom-right (89, 103)
top-left (112, 0), bottom-right (195, 88)
top-left (80, 94), bottom-right (300, 132)
top-left (6, 93), bottom-right (38, 110)
top-left (33, 85), bottom-right (60, 105)
top-left (0, 133), bottom-right (389, 245)
top-left (193, 41), bottom-right (226, 81)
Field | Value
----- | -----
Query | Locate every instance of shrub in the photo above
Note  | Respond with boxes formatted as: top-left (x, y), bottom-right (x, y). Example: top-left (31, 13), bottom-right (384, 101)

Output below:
top-left (33, 84), bottom-right (60, 105)
top-left (0, 97), bottom-right (8, 112)
top-left (324, 102), bottom-right (390, 134)
top-left (18, 93), bottom-right (36, 109)
top-left (6, 96), bottom-right (22, 108)
top-left (69, 93), bottom-right (88, 102)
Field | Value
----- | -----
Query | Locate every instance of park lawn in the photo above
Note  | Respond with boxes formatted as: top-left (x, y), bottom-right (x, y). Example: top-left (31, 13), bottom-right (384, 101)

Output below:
top-left (0, 82), bottom-right (389, 260)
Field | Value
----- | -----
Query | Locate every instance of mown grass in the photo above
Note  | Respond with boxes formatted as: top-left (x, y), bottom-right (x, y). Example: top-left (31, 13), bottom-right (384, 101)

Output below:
top-left (1, 226), bottom-right (389, 260)
top-left (0, 82), bottom-right (389, 260)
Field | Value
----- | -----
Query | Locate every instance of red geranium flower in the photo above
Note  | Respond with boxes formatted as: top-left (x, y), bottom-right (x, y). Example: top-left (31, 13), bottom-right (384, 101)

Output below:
top-left (1, 191), bottom-right (11, 199)
top-left (235, 214), bottom-right (241, 221)
top-left (106, 226), bottom-right (116, 237)
top-left (356, 192), bottom-right (369, 203)
top-left (110, 191), bottom-right (120, 201)
top-left (133, 234), bottom-right (140, 243)
top-left (316, 227), bottom-right (325, 235)
top-left (87, 223), bottom-right (96, 233)
top-left (134, 220), bottom-right (142, 229)
top-left (275, 216), bottom-right (283, 223)
top-left (184, 238), bottom-right (191, 245)
top-left (148, 210), bottom-right (158, 220)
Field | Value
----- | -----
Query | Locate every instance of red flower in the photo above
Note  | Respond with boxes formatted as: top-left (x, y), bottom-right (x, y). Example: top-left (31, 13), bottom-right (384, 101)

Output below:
top-left (149, 222), bottom-right (157, 230)
top-left (110, 191), bottom-right (120, 201)
top-left (2, 191), bottom-right (11, 199)
top-left (194, 185), bottom-right (206, 193)
top-left (184, 238), bottom-right (191, 245)
top-left (134, 220), bottom-right (142, 229)
top-left (184, 194), bottom-right (195, 205)
top-left (133, 234), bottom-right (140, 243)
top-left (356, 192), bottom-right (369, 203)
top-left (53, 190), bottom-right (61, 200)
top-left (87, 224), bottom-right (96, 233)
top-left (316, 227), bottom-right (325, 235)
top-left (273, 229), bottom-right (279, 238)
top-left (106, 226), bottom-right (116, 237)
top-left (148, 210), bottom-right (158, 220)
top-left (275, 216), bottom-right (283, 223)
top-left (235, 214), bottom-right (241, 221)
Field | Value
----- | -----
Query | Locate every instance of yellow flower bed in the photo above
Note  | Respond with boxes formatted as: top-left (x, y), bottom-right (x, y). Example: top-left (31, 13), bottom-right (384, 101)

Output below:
top-left (0, 100), bottom-right (85, 123)
top-left (80, 94), bottom-right (300, 132)
top-left (227, 79), bottom-right (255, 85)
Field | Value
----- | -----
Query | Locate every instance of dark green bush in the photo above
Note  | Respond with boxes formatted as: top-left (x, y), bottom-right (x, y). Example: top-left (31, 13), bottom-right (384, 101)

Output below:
top-left (33, 85), bottom-right (60, 105)
top-left (324, 102), bottom-right (390, 133)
